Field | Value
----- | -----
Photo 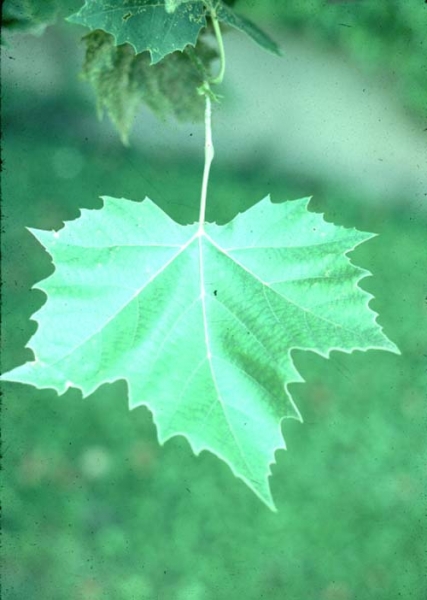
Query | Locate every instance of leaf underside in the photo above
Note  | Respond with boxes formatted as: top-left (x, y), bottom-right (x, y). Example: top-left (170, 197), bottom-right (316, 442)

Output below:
top-left (1, 197), bottom-right (398, 509)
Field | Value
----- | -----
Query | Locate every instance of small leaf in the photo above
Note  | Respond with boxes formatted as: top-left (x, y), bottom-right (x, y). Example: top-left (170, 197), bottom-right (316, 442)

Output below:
top-left (67, 0), bottom-right (207, 64)
top-left (1, 196), bottom-right (399, 508)
top-left (215, 1), bottom-right (281, 56)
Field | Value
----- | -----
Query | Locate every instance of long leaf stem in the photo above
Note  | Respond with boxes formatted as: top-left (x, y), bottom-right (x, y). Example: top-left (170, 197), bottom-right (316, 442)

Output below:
top-left (198, 93), bottom-right (214, 229)
top-left (198, 4), bottom-right (225, 229)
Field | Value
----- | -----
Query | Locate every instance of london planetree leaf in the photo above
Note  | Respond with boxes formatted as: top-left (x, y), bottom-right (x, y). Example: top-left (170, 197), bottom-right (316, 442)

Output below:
top-left (0, 196), bottom-right (399, 508)
top-left (67, 0), bottom-right (279, 64)
top-left (67, 0), bottom-right (207, 64)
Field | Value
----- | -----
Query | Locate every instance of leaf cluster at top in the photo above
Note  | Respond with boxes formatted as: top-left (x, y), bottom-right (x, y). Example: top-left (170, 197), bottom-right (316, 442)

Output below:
top-left (67, 0), bottom-right (280, 142)
top-left (2, 1), bottom-right (280, 142)
top-left (81, 29), bottom-right (217, 144)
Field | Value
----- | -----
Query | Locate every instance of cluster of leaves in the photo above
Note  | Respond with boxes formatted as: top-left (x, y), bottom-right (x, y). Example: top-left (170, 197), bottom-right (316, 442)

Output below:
top-left (68, 0), bottom-right (280, 141)
top-left (3, 1), bottom-right (279, 142)
top-left (81, 29), bottom-right (217, 144)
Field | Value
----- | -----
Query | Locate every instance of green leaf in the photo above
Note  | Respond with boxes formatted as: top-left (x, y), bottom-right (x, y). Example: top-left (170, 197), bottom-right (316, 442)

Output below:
top-left (215, 1), bottom-right (280, 56)
top-left (80, 30), bottom-right (217, 144)
top-left (67, 0), bottom-right (207, 64)
top-left (1, 196), bottom-right (398, 508)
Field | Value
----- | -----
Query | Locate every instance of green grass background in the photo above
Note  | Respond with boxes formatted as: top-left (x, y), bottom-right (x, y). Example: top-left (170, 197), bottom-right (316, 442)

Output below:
top-left (2, 2), bottom-right (427, 599)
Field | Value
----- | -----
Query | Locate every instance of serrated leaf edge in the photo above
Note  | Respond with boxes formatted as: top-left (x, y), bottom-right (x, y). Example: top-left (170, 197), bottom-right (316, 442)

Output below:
top-left (66, 3), bottom-right (207, 64)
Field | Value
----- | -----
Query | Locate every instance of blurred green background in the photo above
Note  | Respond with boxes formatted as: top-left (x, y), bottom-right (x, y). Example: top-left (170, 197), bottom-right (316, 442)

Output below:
top-left (1, 1), bottom-right (426, 599)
